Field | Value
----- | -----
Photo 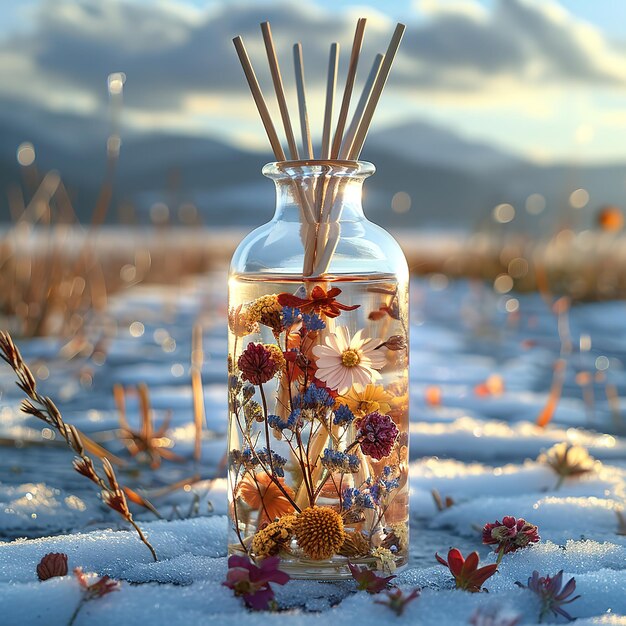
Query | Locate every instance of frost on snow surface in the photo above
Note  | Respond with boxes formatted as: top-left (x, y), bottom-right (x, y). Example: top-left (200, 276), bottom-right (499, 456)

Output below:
top-left (1, 277), bottom-right (625, 625)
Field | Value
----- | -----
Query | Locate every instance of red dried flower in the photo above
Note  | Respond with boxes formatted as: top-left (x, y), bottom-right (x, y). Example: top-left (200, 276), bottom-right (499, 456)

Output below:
top-left (277, 286), bottom-right (359, 319)
top-left (238, 343), bottom-right (280, 386)
top-left (74, 568), bottom-right (121, 598)
top-left (223, 555), bottom-right (290, 611)
top-left (37, 553), bottom-right (68, 580)
top-left (348, 562), bottom-right (396, 593)
top-left (355, 411), bottom-right (399, 460)
top-left (482, 516), bottom-right (540, 558)
top-left (435, 548), bottom-right (498, 593)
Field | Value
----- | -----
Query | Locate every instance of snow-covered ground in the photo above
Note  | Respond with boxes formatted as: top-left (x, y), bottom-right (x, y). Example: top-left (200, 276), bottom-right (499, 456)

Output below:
top-left (1, 275), bottom-right (625, 624)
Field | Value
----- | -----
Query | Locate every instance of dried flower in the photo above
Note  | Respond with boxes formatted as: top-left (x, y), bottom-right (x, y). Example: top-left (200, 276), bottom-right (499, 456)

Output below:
top-left (338, 531), bottom-right (371, 557)
top-left (348, 562), bottom-right (396, 593)
top-left (355, 411), bottom-right (399, 460)
top-left (340, 384), bottom-right (394, 418)
top-left (382, 523), bottom-right (409, 553)
top-left (538, 442), bottom-right (596, 489)
top-left (376, 335), bottom-right (407, 351)
top-left (435, 548), bottom-right (498, 593)
top-left (247, 295), bottom-right (282, 335)
top-left (516, 570), bottom-right (580, 622)
top-left (252, 515), bottom-right (297, 558)
top-left (228, 304), bottom-right (257, 337)
top-left (37, 553), bottom-right (69, 580)
top-left (74, 568), bottom-right (121, 598)
top-left (333, 403), bottom-right (356, 426)
top-left (321, 448), bottom-right (360, 473)
top-left (277, 286), bottom-right (359, 319)
top-left (238, 343), bottom-right (281, 386)
top-left (294, 506), bottom-right (344, 560)
top-left (239, 471), bottom-right (296, 525)
top-left (302, 312), bottom-right (326, 331)
top-left (371, 546), bottom-right (397, 573)
top-left (264, 344), bottom-right (286, 374)
top-left (374, 587), bottom-right (420, 616)
top-left (313, 327), bottom-right (386, 395)
top-left (223, 555), bottom-right (289, 611)
top-left (482, 516), bottom-right (540, 562)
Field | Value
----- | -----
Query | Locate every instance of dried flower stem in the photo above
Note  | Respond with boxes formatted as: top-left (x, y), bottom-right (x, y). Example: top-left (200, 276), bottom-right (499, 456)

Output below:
top-left (0, 330), bottom-right (157, 561)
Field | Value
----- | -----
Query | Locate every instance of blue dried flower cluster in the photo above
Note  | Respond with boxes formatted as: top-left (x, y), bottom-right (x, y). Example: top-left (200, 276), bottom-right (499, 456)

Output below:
top-left (302, 312), bottom-right (326, 331)
top-left (281, 306), bottom-right (301, 328)
top-left (333, 404), bottom-right (355, 426)
top-left (342, 468), bottom-right (400, 510)
top-left (297, 385), bottom-right (335, 409)
top-left (267, 412), bottom-right (299, 432)
top-left (256, 447), bottom-right (287, 477)
top-left (320, 448), bottom-right (360, 473)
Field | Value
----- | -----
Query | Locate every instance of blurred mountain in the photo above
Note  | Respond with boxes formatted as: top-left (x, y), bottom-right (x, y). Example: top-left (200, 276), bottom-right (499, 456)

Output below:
top-left (1, 111), bottom-right (625, 232)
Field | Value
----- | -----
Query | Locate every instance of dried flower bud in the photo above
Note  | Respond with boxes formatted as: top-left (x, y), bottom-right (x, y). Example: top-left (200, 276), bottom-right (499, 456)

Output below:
top-left (37, 553), bottom-right (69, 580)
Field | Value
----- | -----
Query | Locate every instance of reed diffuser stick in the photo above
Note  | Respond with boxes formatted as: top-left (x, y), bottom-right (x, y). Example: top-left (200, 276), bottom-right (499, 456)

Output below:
top-left (293, 43), bottom-right (314, 160)
top-left (348, 23), bottom-right (406, 160)
top-left (232, 36), bottom-right (286, 161)
top-left (330, 18), bottom-right (366, 159)
top-left (339, 54), bottom-right (384, 160)
top-left (261, 21), bottom-right (300, 160)
top-left (321, 43), bottom-right (339, 160)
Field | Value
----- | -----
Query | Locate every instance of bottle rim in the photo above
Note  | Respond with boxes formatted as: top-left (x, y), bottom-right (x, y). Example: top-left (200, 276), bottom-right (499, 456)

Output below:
top-left (262, 159), bottom-right (375, 179)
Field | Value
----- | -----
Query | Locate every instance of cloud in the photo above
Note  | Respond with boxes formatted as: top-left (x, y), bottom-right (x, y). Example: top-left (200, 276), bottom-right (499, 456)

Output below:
top-left (1, 0), bottom-right (626, 152)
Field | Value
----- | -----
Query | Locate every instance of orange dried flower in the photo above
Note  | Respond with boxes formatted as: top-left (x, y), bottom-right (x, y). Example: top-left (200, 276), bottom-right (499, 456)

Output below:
top-left (239, 471), bottom-right (295, 525)
top-left (294, 506), bottom-right (344, 560)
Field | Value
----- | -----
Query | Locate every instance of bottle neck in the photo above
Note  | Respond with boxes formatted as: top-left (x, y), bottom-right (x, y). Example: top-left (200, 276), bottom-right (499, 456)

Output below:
top-left (273, 176), bottom-right (366, 223)
top-left (263, 160), bottom-right (374, 224)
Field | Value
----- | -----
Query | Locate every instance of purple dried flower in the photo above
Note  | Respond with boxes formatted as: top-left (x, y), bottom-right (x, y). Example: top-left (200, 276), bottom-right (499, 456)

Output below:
top-left (348, 562), bottom-right (396, 594)
top-left (223, 555), bottom-right (289, 611)
top-left (516, 570), bottom-right (580, 623)
top-left (355, 411), bottom-right (399, 460)
top-left (374, 587), bottom-right (420, 615)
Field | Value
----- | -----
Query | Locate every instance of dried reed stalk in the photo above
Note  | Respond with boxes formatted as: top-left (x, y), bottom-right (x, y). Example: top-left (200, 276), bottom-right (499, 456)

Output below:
top-left (321, 43), bottom-right (339, 160)
top-left (0, 331), bottom-right (158, 561)
top-left (330, 18), bottom-right (367, 159)
top-left (293, 43), bottom-right (314, 159)
top-left (191, 323), bottom-right (205, 462)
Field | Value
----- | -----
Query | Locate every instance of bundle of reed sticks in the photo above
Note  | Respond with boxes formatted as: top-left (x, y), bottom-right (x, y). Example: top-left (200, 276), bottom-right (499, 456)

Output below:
top-left (233, 18), bottom-right (406, 276)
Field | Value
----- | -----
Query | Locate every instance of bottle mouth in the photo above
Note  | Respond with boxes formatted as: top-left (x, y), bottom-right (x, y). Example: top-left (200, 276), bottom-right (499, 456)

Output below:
top-left (263, 160), bottom-right (375, 180)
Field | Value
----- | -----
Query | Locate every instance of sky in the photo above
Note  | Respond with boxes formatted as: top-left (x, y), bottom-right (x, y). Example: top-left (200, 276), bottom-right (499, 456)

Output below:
top-left (2, 0), bottom-right (626, 164)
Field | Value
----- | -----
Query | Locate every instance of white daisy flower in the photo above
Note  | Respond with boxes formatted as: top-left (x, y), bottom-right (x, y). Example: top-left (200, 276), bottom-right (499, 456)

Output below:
top-left (312, 326), bottom-right (386, 395)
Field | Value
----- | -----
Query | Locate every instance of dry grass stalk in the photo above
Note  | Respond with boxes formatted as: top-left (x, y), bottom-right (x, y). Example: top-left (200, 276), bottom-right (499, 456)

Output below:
top-left (0, 331), bottom-right (157, 561)
top-left (191, 323), bottom-right (205, 462)
top-left (114, 382), bottom-right (184, 469)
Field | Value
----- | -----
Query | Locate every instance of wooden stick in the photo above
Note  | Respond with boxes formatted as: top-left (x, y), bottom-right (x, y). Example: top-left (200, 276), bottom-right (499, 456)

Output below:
top-left (261, 21), bottom-right (299, 160)
top-left (232, 36), bottom-right (286, 161)
top-left (330, 18), bottom-right (366, 159)
top-left (339, 53), bottom-right (383, 160)
top-left (321, 43), bottom-right (339, 160)
top-left (348, 23), bottom-right (406, 160)
top-left (293, 43), bottom-right (314, 159)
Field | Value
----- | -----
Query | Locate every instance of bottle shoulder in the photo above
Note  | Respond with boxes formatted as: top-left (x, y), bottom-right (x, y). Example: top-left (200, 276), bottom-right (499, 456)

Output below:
top-left (230, 218), bottom-right (408, 278)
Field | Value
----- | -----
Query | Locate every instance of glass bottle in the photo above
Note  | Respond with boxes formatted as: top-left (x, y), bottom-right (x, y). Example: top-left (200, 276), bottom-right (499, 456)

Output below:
top-left (227, 160), bottom-right (409, 579)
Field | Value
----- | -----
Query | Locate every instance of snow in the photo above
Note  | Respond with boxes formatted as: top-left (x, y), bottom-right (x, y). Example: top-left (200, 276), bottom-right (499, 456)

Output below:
top-left (1, 274), bottom-right (626, 624)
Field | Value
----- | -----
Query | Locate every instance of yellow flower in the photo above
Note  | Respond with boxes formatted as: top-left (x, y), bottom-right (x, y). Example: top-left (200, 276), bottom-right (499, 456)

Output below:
top-left (248, 295), bottom-right (282, 334)
top-left (252, 515), bottom-right (296, 558)
top-left (264, 344), bottom-right (286, 374)
top-left (340, 384), bottom-right (393, 418)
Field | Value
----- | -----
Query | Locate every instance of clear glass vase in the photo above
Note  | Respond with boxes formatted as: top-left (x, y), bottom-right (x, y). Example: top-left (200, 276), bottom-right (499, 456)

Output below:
top-left (227, 160), bottom-right (409, 579)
